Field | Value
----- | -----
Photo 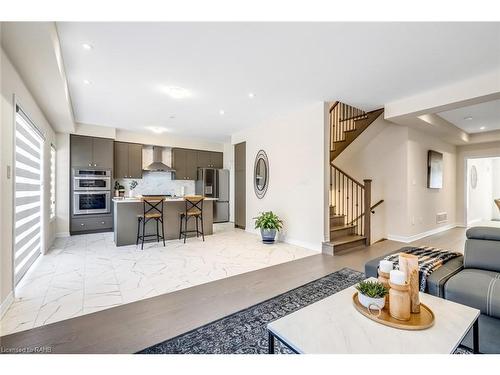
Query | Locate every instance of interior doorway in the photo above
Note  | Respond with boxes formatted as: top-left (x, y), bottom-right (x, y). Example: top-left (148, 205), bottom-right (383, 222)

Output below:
top-left (465, 156), bottom-right (500, 227)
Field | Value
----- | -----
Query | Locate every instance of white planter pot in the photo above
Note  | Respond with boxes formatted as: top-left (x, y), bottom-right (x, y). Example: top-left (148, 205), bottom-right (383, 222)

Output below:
top-left (128, 190), bottom-right (135, 198)
top-left (358, 293), bottom-right (385, 310)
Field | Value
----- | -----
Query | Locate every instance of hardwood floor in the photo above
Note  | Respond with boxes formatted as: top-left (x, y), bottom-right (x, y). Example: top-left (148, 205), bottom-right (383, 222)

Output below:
top-left (0, 227), bottom-right (467, 354)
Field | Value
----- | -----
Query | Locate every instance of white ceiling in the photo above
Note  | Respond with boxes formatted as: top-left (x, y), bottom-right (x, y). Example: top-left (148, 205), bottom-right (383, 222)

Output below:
top-left (437, 99), bottom-right (500, 133)
top-left (56, 22), bottom-right (500, 142)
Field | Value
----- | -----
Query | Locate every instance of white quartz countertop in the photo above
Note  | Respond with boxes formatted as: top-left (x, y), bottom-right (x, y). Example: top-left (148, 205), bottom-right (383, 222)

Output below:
top-left (113, 197), bottom-right (218, 203)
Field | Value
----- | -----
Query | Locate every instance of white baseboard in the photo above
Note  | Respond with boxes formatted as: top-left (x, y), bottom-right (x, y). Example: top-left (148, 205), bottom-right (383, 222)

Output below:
top-left (0, 291), bottom-right (14, 319)
top-left (387, 223), bottom-right (458, 244)
top-left (56, 232), bottom-right (70, 238)
top-left (466, 218), bottom-right (482, 226)
top-left (244, 228), bottom-right (321, 252)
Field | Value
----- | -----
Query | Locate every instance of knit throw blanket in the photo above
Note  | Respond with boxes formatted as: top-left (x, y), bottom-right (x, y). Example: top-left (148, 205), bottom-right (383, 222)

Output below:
top-left (383, 246), bottom-right (462, 292)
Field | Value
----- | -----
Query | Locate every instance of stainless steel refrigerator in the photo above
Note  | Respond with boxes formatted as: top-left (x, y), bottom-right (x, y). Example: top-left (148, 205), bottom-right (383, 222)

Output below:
top-left (196, 168), bottom-right (230, 223)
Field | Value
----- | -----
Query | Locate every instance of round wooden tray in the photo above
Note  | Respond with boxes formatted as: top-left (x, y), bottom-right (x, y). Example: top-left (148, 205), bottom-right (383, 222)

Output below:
top-left (352, 292), bottom-right (435, 330)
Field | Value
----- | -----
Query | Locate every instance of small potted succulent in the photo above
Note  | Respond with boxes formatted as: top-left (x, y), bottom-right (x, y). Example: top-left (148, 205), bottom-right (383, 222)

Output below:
top-left (355, 280), bottom-right (388, 310)
top-left (113, 181), bottom-right (126, 198)
top-left (114, 181), bottom-right (121, 197)
top-left (128, 180), bottom-right (138, 198)
top-left (254, 211), bottom-right (283, 244)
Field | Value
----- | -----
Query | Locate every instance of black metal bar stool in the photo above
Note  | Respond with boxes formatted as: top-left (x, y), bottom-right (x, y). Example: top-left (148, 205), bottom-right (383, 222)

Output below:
top-left (136, 196), bottom-right (166, 250)
top-left (179, 195), bottom-right (205, 243)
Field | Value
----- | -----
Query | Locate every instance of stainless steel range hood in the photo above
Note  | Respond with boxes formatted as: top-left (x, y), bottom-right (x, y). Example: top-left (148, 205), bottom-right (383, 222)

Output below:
top-left (143, 146), bottom-right (175, 172)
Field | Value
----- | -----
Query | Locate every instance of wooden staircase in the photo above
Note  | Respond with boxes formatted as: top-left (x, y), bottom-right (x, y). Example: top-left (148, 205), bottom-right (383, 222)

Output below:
top-left (323, 101), bottom-right (383, 255)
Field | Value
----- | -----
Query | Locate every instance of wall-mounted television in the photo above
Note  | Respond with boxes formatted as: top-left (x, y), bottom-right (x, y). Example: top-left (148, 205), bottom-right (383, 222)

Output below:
top-left (427, 150), bottom-right (443, 189)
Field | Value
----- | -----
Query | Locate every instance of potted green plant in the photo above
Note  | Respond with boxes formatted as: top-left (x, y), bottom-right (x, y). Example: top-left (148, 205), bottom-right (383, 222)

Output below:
top-left (254, 211), bottom-right (283, 244)
top-left (355, 280), bottom-right (388, 310)
top-left (114, 181), bottom-right (121, 197)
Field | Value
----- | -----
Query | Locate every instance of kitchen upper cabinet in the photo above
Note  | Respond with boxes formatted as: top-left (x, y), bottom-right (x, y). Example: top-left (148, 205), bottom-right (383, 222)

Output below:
top-left (71, 135), bottom-right (93, 168)
top-left (197, 151), bottom-right (223, 169)
top-left (92, 137), bottom-right (114, 169)
top-left (71, 135), bottom-right (113, 168)
top-left (211, 152), bottom-right (223, 169)
top-left (114, 142), bottom-right (143, 179)
top-left (172, 148), bottom-right (190, 180)
top-left (172, 148), bottom-right (223, 180)
top-left (114, 142), bottom-right (129, 179)
top-left (185, 149), bottom-right (198, 180)
top-left (128, 143), bottom-right (143, 178)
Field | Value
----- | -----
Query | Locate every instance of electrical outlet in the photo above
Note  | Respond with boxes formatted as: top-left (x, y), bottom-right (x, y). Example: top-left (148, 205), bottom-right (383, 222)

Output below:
top-left (7, 165), bottom-right (11, 179)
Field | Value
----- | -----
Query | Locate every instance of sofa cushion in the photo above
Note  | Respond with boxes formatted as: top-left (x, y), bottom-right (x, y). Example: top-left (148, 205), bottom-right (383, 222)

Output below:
top-left (464, 238), bottom-right (500, 272)
top-left (466, 226), bottom-right (500, 241)
top-left (444, 268), bottom-right (500, 319)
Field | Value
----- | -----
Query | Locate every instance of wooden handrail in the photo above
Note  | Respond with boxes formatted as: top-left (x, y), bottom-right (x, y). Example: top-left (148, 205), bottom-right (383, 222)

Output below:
top-left (348, 199), bottom-right (384, 226)
top-left (339, 114), bottom-right (368, 122)
top-left (329, 101), bottom-right (339, 113)
top-left (330, 163), bottom-right (364, 188)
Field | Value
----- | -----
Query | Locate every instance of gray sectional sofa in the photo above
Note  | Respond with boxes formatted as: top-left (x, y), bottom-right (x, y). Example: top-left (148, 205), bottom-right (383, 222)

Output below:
top-left (365, 226), bottom-right (500, 354)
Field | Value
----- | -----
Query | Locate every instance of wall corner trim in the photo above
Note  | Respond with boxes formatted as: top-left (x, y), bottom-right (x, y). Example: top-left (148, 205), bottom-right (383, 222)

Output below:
top-left (0, 291), bottom-right (14, 319)
top-left (387, 224), bottom-right (458, 244)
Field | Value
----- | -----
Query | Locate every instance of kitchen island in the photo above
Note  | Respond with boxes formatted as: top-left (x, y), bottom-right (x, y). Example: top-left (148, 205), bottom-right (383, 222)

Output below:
top-left (113, 197), bottom-right (217, 246)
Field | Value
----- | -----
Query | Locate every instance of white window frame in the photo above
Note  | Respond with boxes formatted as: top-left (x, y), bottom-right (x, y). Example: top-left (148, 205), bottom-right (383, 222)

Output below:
top-left (50, 144), bottom-right (56, 221)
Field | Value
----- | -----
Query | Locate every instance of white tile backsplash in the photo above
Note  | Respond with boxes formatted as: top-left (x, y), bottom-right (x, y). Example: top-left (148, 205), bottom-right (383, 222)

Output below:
top-left (117, 172), bottom-right (195, 197)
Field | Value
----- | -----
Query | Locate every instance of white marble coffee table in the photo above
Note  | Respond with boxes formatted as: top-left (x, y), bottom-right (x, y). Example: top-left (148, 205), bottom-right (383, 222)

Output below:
top-left (267, 278), bottom-right (480, 354)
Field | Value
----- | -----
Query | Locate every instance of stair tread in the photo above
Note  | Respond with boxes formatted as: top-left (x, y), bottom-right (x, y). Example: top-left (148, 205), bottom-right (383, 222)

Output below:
top-left (330, 224), bottom-right (355, 231)
top-left (330, 214), bottom-right (345, 218)
top-left (327, 235), bottom-right (366, 246)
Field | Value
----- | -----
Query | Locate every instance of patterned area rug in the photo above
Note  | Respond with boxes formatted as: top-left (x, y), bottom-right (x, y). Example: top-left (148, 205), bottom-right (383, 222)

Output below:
top-left (139, 267), bottom-right (365, 354)
top-left (138, 267), bottom-right (473, 354)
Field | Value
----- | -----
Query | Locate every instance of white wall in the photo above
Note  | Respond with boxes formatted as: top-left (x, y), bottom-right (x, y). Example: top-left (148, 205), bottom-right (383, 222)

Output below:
top-left (493, 158), bottom-right (500, 221)
top-left (1, 48), bottom-right (57, 306)
top-left (467, 158), bottom-right (492, 224)
top-left (456, 141), bottom-right (500, 225)
top-left (335, 116), bottom-right (457, 243)
top-left (115, 129), bottom-right (224, 152)
top-left (334, 117), bottom-right (408, 243)
top-left (231, 102), bottom-right (326, 251)
top-left (55, 133), bottom-right (70, 236)
top-left (406, 127), bottom-right (457, 237)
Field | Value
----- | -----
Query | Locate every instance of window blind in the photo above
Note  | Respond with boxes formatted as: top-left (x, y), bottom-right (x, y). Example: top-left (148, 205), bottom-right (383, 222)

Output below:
top-left (14, 106), bottom-right (44, 285)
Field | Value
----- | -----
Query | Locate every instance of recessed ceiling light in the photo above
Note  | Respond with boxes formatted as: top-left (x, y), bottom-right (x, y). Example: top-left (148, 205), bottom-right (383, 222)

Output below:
top-left (83, 79), bottom-right (91, 85)
top-left (219, 110), bottom-right (225, 115)
top-left (479, 126), bottom-right (486, 130)
top-left (161, 86), bottom-right (191, 99)
top-left (82, 43), bottom-right (93, 50)
top-left (248, 92), bottom-right (255, 99)
top-left (464, 116), bottom-right (473, 120)
top-left (145, 126), bottom-right (169, 134)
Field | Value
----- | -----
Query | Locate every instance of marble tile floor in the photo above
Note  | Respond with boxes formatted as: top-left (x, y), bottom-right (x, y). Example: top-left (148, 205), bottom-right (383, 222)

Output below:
top-left (0, 223), bottom-right (316, 336)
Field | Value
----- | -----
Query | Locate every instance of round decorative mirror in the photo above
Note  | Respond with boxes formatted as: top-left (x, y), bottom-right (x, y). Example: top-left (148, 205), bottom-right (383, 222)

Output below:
top-left (254, 150), bottom-right (269, 199)
top-left (470, 165), bottom-right (478, 189)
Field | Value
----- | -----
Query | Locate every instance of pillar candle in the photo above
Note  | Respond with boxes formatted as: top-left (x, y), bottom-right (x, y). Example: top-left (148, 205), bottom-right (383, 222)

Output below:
top-left (379, 260), bottom-right (393, 273)
top-left (390, 270), bottom-right (406, 285)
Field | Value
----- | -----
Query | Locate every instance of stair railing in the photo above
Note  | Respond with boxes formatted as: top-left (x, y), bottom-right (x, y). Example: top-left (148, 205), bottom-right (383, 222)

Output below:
top-left (329, 101), bottom-right (368, 149)
top-left (330, 164), bottom-right (372, 244)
